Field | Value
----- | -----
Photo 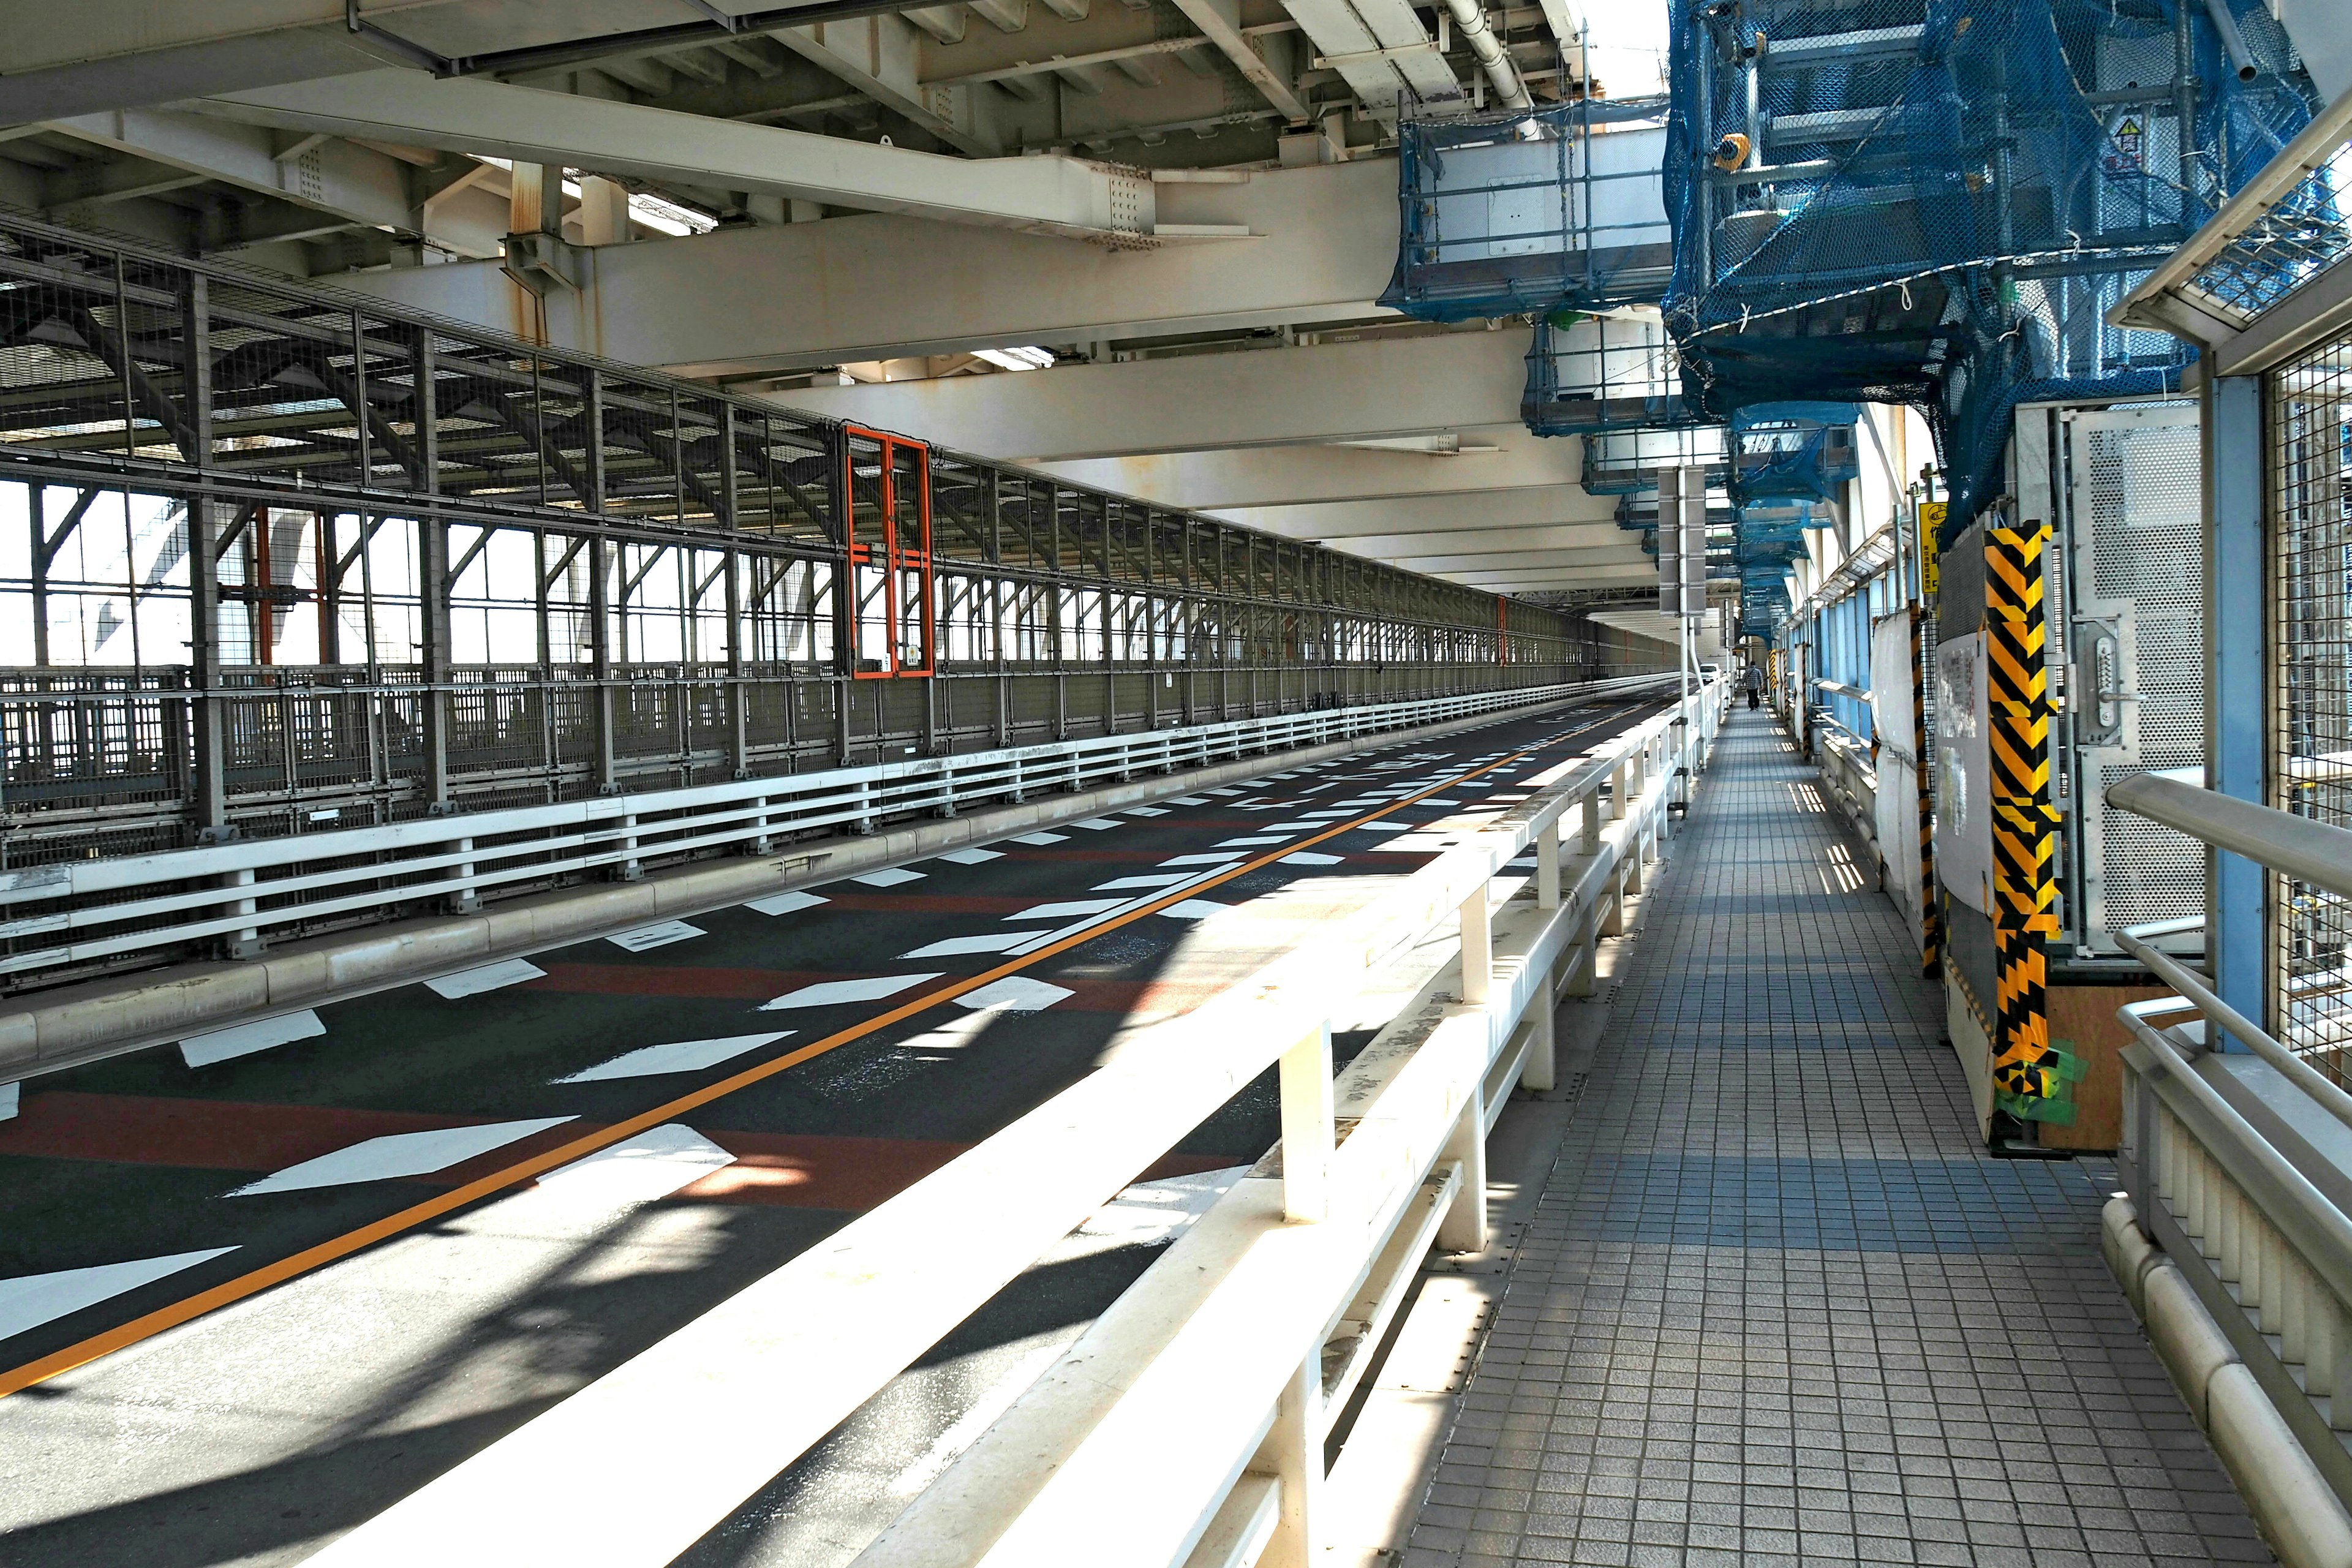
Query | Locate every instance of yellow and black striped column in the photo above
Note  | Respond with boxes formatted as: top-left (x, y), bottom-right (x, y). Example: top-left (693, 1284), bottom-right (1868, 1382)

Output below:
top-left (1912, 608), bottom-right (1939, 978)
top-left (1986, 524), bottom-right (2074, 1128)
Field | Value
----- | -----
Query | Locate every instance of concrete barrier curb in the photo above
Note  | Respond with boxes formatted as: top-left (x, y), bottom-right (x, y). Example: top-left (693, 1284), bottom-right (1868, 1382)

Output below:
top-left (2101, 1194), bottom-right (2161, 1316)
top-left (2143, 1262), bottom-right (2240, 1426)
top-left (2210, 1365), bottom-right (2352, 1568)
top-left (0, 693), bottom-right (1612, 1087)
top-left (2108, 1196), bottom-right (2352, 1567)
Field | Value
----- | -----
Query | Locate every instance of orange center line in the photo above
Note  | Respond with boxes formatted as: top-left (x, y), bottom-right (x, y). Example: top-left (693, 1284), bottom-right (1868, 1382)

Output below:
top-left (0, 705), bottom-right (1632, 1398)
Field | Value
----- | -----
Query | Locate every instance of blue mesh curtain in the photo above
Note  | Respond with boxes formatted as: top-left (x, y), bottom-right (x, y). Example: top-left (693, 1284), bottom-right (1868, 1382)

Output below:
top-left (1384, 97), bottom-right (1676, 323)
top-left (1660, 0), bottom-right (2316, 541)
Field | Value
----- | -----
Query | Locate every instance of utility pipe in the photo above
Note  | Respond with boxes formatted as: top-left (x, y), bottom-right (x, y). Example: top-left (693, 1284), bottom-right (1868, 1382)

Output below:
top-left (1441, 0), bottom-right (1532, 111)
top-left (2201, 0), bottom-right (2261, 83)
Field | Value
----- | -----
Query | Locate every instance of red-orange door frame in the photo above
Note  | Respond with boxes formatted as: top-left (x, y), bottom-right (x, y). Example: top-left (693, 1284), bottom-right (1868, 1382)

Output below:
top-left (845, 425), bottom-right (935, 679)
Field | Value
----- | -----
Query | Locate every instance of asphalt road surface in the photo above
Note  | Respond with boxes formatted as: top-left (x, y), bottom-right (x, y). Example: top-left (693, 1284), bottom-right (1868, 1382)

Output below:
top-left (0, 695), bottom-right (1662, 1567)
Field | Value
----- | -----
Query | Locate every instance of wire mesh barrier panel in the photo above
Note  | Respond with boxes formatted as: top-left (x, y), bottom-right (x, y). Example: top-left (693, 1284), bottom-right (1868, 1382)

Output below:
top-left (0, 209), bottom-right (1674, 987)
top-left (1382, 97), bottom-right (1675, 322)
top-left (1661, 0), bottom-right (2317, 543)
top-left (2273, 330), bottom-right (2352, 1076)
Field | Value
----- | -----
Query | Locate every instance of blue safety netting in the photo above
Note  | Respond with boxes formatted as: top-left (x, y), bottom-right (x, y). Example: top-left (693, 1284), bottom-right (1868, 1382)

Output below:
top-left (1660, 0), bottom-right (2318, 543)
top-left (1521, 312), bottom-right (1710, 436)
top-left (1731, 402), bottom-right (1863, 502)
top-left (1580, 422), bottom-right (1731, 494)
top-left (1383, 97), bottom-right (1677, 323)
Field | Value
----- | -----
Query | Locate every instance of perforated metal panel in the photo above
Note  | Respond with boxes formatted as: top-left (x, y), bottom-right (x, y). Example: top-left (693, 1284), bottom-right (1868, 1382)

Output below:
top-left (2066, 404), bottom-right (2206, 945)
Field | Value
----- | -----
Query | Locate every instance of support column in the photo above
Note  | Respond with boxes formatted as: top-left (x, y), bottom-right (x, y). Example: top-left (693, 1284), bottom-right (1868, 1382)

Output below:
top-left (584, 370), bottom-right (619, 791)
top-left (187, 500), bottom-right (229, 836)
top-left (2206, 373), bottom-right (2265, 1044)
top-left (1250, 1359), bottom-right (1324, 1568)
top-left (1277, 1021), bottom-right (1333, 1224)
top-left (1459, 885), bottom-right (1491, 1004)
top-left (418, 517), bottom-right (454, 809)
top-left (1986, 521), bottom-right (2068, 1134)
top-left (179, 273), bottom-right (231, 839)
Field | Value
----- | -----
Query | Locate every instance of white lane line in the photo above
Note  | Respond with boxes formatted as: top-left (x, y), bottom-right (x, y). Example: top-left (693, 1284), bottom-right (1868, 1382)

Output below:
top-left (1007, 861), bottom-right (1238, 956)
top-left (1158, 900), bottom-right (1229, 920)
top-left (1121, 806), bottom-right (1169, 817)
top-left (1215, 835), bottom-right (1292, 848)
top-left (1070, 818), bottom-right (1123, 831)
top-left (1093, 874), bottom-right (1194, 891)
top-left (1265, 821), bottom-right (1342, 832)
top-left (1157, 853), bottom-right (1244, 867)
top-left (936, 848), bottom-right (1003, 865)
top-left (745, 890), bottom-right (827, 916)
top-left (851, 867), bottom-right (926, 888)
top-left (230, 1118), bottom-right (577, 1197)
top-left (0, 1248), bottom-right (239, 1345)
top-left (759, 973), bottom-right (945, 1011)
top-left (606, 921), bottom-right (704, 953)
top-left (895, 1011), bottom-right (996, 1060)
top-left (0, 1082), bottom-right (16, 1123)
top-left (956, 977), bottom-right (1074, 1013)
top-left (530, 1125), bottom-right (736, 1212)
top-left (899, 930), bottom-right (1033, 959)
top-left (181, 1009), bottom-right (326, 1069)
top-left (1010, 831), bottom-right (1069, 845)
top-left (554, 1032), bottom-right (793, 1084)
top-left (426, 959), bottom-right (546, 1000)
top-left (1202, 787), bottom-right (1245, 797)
top-left (1351, 823), bottom-right (1414, 835)
top-left (1004, 899), bottom-right (1123, 922)
top-left (1167, 796), bottom-right (1211, 806)
top-left (1281, 852), bottom-right (1344, 867)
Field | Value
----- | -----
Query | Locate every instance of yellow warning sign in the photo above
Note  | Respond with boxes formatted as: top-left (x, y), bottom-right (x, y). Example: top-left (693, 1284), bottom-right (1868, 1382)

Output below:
top-left (1920, 502), bottom-right (1945, 601)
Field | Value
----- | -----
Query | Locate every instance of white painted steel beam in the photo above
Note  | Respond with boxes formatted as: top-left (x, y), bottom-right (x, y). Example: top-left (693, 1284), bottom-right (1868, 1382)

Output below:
top-left (328, 157), bottom-right (1400, 372)
top-left (1031, 424), bottom-right (1585, 509)
top-left (36, 107), bottom-right (510, 257)
top-left (194, 69), bottom-right (1178, 242)
top-left (775, 328), bottom-right (1531, 460)
top-left (1216, 489), bottom-right (1617, 541)
top-left (0, 2), bottom-right (416, 121)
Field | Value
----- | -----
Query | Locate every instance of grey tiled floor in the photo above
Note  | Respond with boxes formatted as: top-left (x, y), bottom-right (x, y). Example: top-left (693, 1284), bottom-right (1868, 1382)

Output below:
top-left (1403, 708), bottom-right (2267, 1567)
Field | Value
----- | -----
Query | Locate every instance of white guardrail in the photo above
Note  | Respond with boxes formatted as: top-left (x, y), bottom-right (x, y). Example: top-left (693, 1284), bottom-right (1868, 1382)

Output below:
top-left (0, 675), bottom-right (1675, 985)
top-left (2100, 772), bottom-right (2352, 1528)
top-left (303, 681), bottom-right (1727, 1568)
top-left (1809, 711), bottom-right (1880, 874)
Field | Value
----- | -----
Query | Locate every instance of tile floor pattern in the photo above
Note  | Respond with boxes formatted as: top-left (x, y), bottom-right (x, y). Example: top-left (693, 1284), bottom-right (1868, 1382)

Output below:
top-left (1403, 709), bottom-right (2269, 1567)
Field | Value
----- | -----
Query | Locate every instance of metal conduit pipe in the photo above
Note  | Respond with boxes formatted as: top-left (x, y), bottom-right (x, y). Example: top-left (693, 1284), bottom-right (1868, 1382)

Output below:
top-left (2200, 0), bottom-right (2261, 83)
top-left (1439, 0), bottom-right (1532, 111)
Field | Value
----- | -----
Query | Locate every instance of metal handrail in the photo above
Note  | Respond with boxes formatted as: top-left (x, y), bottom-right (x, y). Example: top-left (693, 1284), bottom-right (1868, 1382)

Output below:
top-left (303, 680), bottom-right (1723, 1568)
top-left (2117, 998), bottom-right (2352, 1314)
top-left (2115, 917), bottom-right (2352, 1138)
top-left (2108, 772), bottom-right (2352, 902)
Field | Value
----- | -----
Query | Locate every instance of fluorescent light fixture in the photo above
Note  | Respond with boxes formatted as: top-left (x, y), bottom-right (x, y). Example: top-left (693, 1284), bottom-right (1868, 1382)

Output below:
top-left (971, 345), bottom-right (1057, 372)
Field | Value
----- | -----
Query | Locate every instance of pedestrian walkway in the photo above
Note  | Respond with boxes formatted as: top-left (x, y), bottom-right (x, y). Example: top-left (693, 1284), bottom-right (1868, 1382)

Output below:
top-left (1403, 707), bottom-right (2269, 1567)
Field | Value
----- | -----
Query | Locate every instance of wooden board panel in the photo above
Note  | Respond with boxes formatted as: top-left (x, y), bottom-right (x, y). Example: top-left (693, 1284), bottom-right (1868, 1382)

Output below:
top-left (2042, 984), bottom-right (2166, 1153)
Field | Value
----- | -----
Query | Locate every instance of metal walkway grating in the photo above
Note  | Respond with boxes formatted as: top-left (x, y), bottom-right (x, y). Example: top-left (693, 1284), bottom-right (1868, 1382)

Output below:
top-left (1403, 707), bottom-right (2269, 1566)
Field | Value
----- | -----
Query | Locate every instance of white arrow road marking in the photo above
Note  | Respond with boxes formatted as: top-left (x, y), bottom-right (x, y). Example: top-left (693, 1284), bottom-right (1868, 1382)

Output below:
top-left (230, 1118), bottom-right (578, 1197)
top-left (425, 960), bottom-right (545, 1000)
top-left (758, 973), bottom-right (945, 1012)
top-left (555, 1032), bottom-right (794, 1084)
top-left (180, 1009), bottom-right (326, 1069)
top-left (0, 1248), bottom-right (239, 1344)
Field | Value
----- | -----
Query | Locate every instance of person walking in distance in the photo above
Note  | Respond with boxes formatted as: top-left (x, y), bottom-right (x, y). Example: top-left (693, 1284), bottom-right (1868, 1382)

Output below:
top-left (1744, 661), bottom-right (1765, 710)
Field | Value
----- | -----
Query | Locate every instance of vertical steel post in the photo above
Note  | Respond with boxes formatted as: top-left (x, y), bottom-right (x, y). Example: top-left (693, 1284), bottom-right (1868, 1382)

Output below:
top-left (1987, 522), bottom-right (2067, 1134)
top-left (2207, 374), bottom-right (2266, 1043)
